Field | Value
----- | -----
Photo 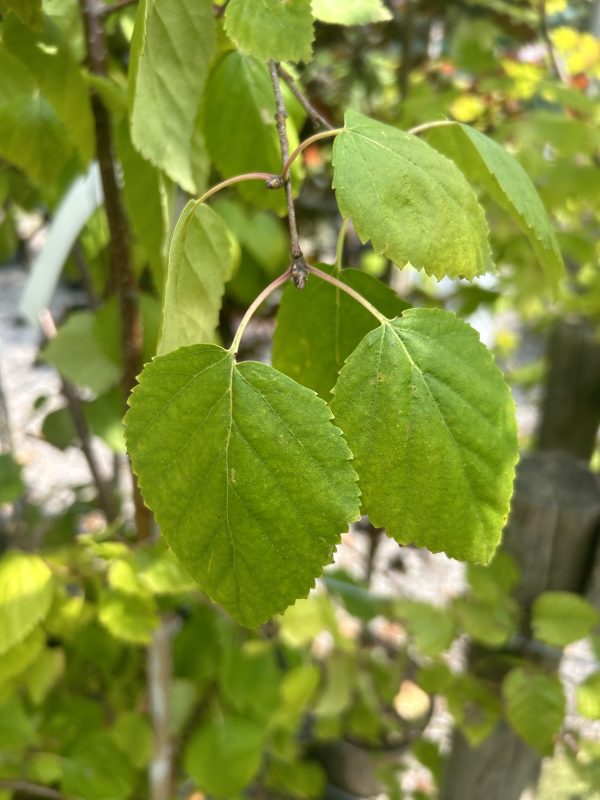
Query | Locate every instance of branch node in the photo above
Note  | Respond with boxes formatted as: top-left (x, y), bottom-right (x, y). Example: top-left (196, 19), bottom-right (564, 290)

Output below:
top-left (265, 174), bottom-right (284, 190)
top-left (292, 257), bottom-right (308, 290)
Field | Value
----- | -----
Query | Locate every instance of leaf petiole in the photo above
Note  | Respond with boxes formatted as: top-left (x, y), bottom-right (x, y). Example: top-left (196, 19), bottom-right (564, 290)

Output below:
top-left (281, 128), bottom-right (343, 181)
top-left (309, 265), bottom-right (389, 325)
top-left (194, 172), bottom-right (283, 209)
top-left (408, 119), bottom-right (453, 136)
top-left (229, 268), bottom-right (293, 356)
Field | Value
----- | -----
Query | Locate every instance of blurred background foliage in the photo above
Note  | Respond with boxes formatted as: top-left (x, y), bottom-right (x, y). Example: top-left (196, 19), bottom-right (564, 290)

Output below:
top-left (0, 0), bottom-right (600, 798)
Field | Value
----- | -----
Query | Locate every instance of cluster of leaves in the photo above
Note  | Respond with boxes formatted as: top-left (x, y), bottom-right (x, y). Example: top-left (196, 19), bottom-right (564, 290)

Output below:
top-left (2, 543), bottom-right (600, 799)
top-left (1, 0), bottom-right (600, 798)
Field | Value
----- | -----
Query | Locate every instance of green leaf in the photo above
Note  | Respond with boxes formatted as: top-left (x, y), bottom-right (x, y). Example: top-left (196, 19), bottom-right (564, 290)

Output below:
top-left (332, 111), bottom-right (492, 280)
top-left (157, 202), bottom-right (236, 355)
top-left (331, 309), bottom-right (518, 564)
top-left (128, 0), bottom-right (215, 192)
top-left (63, 732), bottom-right (136, 800)
top-left (0, 628), bottom-right (45, 689)
top-left (43, 309), bottom-right (122, 394)
top-left (446, 675), bottom-right (501, 747)
top-left (24, 646), bottom-right (65, 704)
top-left (424, 122), bottom-right (564, 291)
top-left (532, 591), bottom-right (600, 647)
top-left (0, 0), bottom-right (42, 28)
top-left (225, 0), bottom-right (314, 63)
top-left (112, 712), bottom-right (153, 770)
top-left (273, 265), bottom-right (408, 399)
top-left (0, 552), bottom-right (54, 656)
top-left (314, 653), bottom-right (354, 716)
top-left (116, 118), bottom-right (171, 292)
top-left (98, 590), bottom-right (158, 645)
top-left (203, 52), bottom-right (299, 212)
top-left (0, 48), bottom-right (73, 185)
top-left (312, 0), bottom-right (391, 24)
top-left (3, 14), bottom-right (94, 164)
top-left (184, 716), bottom-right (265, 796)
top-left (453, 594), bottom-right (519, 647)
top-left (220, 638), bottom-right (280, 721)
top-left (0, 453), bottom-right (24, 503)
top-left (125, 345), bottom-right (360, 626)
top-left (395, 600), bottom-right (456, 657)
top-left (503, 667), bottom-right (565, 755)
top-left (577, 671), bottom-right (600, 720)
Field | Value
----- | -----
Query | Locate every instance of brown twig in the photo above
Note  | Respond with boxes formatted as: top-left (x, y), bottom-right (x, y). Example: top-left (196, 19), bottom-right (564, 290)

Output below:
top-left (276, 64), bottom-right (334, 131)
top-left (0, 780), bottom-right (65, 799)
top-left (99, 0), bottom-right (137, 18)
top-left (268, 61), bottom-right (308, 289)
top-left (71, 240), bottom-right (100, 309)
top-left (79, 0), bottom-right (152, 540)
top-left (539, 0), bottom-right (569, 85)
top-left (40, 310), bottom-right (118, 523)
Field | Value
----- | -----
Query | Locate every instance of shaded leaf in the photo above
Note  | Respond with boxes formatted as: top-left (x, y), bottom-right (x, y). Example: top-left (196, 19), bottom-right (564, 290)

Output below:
top-left (503, 667), bottom-right (565, 755)
top-left (129, 0), bottom-right (215, 192)
top-left (63, 732), bottom-right (136, 800)
top-left (0, 0), bottom-right (42, 28)
top-left (331, 309), bottom-right (518, 564)
top-left (184, 716), bottom-right (265, 796)
top-left (425, 122), bottom-right (564, 291)
top-left (4, 14), bottom-right (94, 164)
top-left (532, 591), bottom-right (600, 647)
top-left (158, 202), bottom-right (236, 355)
top-left (203, 51), bottom-right (299, 212)
top-left (98, 590), bottom-right (158, 645)
top-left (0, 551), bottom-right (54, 656)
top-left (225, 0), bottom-right (314, 63)
top-left (577, 672), bottom-right (600, 721)
top-left (0, 453), bottom-right (24, 503)
top-left (273, 265), bottom-right (408, 399)
top-left (332, 111), bottom-right (492, 279)
top-left (125, 345), bottom-right (359, 626)
top-left (312, 0), bottom-right (391, 24)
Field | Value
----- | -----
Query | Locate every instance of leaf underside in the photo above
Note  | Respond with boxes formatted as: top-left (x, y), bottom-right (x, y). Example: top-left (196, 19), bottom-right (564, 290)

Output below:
top-left (425, 122), bottom-right (564, 292)
top-left (129, 0), bottom-right (215, 192)
top-left (273, 265), bottom-right (408, 400)
top-left (331, 308), bottom-right (518, 564)
top-left (125, 345), bottom-right (360, 627)
top-left (332, 110), bottom-right (492, 280)
top-left (157, 202), bottom-right (235, 355)
top-left (225, 0), bottom-right (314, 63)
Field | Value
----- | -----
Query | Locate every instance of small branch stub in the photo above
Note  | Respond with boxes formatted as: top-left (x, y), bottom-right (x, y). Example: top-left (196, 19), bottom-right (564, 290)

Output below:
top-left (292, 256), bottom-right (308, 289)
top-left (266, 174), bottom-right (284, 189)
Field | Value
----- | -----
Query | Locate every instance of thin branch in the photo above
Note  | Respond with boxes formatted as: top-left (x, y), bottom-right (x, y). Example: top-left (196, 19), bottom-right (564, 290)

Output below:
top-left (276, 64), bottom-right (335, 131)
top-left (148, 615), bottom-right (180, 800)
top-left (99, 0), bottom-right (137, 17)
top-left (281, 128), bottom-right (341, 182)
top-left (40, 310), bottom-right (118, 524)
top-left (229, 268), bottom-right (292, 356)
top-left (539, 0), bottom-right (570, 85)
top-left (0, 780), bottom-right (65, 799)
top-left (309, 265), bottom-right (388, 324)
top-left (71, 240), bottom-right (100, 309)
top-left (268, 61), bottom-right (308, 289)
top-left (79, 0), bottom-right (152, 540)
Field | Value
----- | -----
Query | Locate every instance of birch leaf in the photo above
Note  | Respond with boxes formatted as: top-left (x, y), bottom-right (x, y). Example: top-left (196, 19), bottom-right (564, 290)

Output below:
top-left (125, 346), bottom-right (360, 626)
top-left (158, 202), bottom-right (236, 355)
top-left (332, 111), bottom-right (492, 280)
top-left (425, 122), bottom-right (564, 291)
top-left (331, 309), bottom-right (518, 564)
